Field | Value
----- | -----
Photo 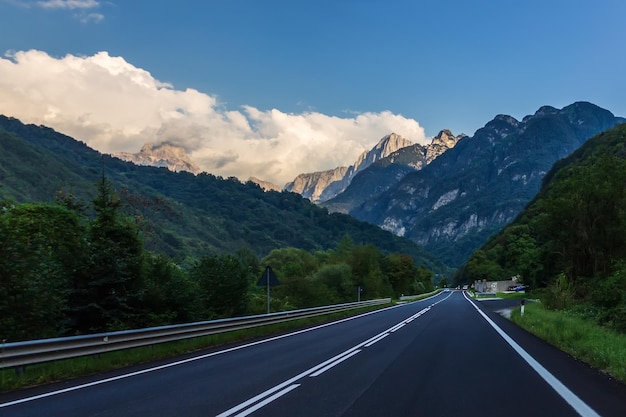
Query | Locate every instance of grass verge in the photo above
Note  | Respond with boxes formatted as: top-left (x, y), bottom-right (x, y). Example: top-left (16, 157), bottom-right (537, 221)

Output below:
top-left (398, 288), bottom-right (442, 302)
top-left (1, 303), bottom-right (390, 393)
top-left (510, 302), bottom-right (626, 384)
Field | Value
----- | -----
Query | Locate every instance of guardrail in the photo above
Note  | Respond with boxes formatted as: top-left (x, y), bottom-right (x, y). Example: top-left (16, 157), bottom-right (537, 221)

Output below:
top-left (0, 298), bottom-right (391, 370)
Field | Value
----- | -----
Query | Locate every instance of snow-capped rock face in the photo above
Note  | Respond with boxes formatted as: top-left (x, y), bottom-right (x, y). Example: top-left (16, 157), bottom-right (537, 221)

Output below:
top-left (114, 142), bottom-right (202, 174)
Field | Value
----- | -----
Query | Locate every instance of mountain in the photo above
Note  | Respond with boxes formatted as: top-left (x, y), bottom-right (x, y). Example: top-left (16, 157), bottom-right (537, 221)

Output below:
top-left (114, 142), bottom-right (202, 174)
top-left (248, 177), bottom-right (282, 192)
top-left (348, 102), bottom-right (625, 267)
top-left (0, 115), bottom-right (446, 273)
top-left (283, 133), bottom-right (413, 202)
top-left (323, 129), bottom-right (464, 214)
top-left (456, 122), bottom-right (626, 299)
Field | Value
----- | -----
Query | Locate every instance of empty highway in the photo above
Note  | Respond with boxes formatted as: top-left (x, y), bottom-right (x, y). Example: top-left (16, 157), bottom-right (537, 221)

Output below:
top-left (2, 291), bottom-right (625, 416)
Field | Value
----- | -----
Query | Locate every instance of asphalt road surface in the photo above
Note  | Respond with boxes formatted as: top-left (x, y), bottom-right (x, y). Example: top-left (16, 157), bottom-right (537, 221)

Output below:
top-left (2, 291), bottom-right (625, 416)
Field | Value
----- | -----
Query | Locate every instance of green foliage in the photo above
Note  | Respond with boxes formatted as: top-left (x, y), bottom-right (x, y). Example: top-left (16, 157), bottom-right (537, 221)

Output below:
top-left (0, 115), bottom-right (446, 274)
top-left (141, 253), bottom-right (202, 325)
top-left (380, 253), bottom-right (434, 296)
top-left (591, 263), bottom-right (626, 332)
top-left (0, 116), bottom-right (441, 340)
top-left (72, 177), bottom-right (145, 333)
top-left (0, 203), bottom-right (85, 341)
top-left (542, 273), bottom-right (574, 310)
top-left (309, 263), bottom-right (354, 303)
top-left (260, 240), bottom-right (435, 308)
top-left (511, 302), bottom-right (626, 384)
top-left (459, 123), bottom-right (626, 330)
top-left (189, 254), bottom-right (250, 319)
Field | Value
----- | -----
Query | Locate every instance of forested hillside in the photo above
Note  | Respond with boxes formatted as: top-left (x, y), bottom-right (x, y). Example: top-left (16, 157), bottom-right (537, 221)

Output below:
top-left (0, 115), bottom-right (445, 273)
top-left (0, 177), bottom-right (435, 341)
top-left (457, 123), bottom-right (626, 331)
top-left (0, 115), bottom-right (442, 342)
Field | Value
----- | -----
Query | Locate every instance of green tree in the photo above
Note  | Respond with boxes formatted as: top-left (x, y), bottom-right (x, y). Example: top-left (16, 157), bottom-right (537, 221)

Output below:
top-left (309, 263), bottom-right (354, 302)
top-left (464, 249), bottom-right (504, 283)
top-left (0, 203), bottom-right (86, 341)
top-left (71, 177), bottom-right (145, 332)
top-left (383, 253), bottom-right (417, 296)
top-left (141, 253), bottom-right (202, 325)
top-left (348, 244), bottom-right (392, 299)
top-left (190, 254), bottom-right (249, 319)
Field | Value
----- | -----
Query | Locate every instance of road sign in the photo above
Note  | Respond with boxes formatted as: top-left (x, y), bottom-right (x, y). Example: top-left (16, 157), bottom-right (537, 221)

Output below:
top-left (256, 266), bottom-right (280, 287)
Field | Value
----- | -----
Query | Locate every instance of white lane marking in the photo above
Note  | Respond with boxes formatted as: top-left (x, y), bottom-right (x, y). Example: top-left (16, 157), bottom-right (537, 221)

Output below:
top-left (390, 323), bottom-right (406, 333)
top-left (309, 350), bottom-right (362, 377)
top-left (218, 299), bottom-right (447, 416)
top-left (0, 299), bottom-right (418, 409)
top-left (364, 333), bottom-right (390, 348)
top-left (463, 292), bottom-right (601, 417)
top-left (215, 347), bottom-right (364, 417)
top-left (230, 384), bottom-right (300, 417)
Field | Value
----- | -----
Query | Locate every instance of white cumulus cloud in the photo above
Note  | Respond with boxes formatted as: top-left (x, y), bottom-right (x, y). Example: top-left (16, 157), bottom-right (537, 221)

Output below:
top-left (0, 50), bottom-right (427, 186)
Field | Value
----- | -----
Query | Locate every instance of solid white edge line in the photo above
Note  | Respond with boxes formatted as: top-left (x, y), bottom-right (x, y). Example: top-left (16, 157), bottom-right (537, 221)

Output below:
top-left (462, 292), bottom-right (601, 417)
top-left (309, 350), bottom-right (362, 377)
top-left (231, 384), bottom-right (301, 417)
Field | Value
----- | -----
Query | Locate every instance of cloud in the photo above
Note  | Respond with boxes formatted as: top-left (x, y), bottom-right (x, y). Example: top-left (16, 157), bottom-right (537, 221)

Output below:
top-left (0, 50), bottom-right (427, 186)
top-left (36, 0), bottom-right (100, 10)
top-left (7, 0), bottom-right (105, 22)
top-left (78, 12), bottom-right (103, 23)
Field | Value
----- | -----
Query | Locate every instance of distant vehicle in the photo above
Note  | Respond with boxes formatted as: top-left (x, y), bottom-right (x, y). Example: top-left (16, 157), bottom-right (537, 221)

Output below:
top-left (509, 285), bottom-right (528, 292)
top-left (462, 285), bottom-right (469, 290)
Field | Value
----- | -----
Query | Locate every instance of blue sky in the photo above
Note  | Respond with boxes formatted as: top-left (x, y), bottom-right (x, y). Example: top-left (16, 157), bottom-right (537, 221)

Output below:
top-left (1, 0), bottom-right (625, 184)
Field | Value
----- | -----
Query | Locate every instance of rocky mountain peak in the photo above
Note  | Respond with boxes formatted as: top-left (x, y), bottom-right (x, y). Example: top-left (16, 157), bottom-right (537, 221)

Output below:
top-left (534, 105), bottom-right (559, 117)
top-left (425, 130), bottom-right (464, 163)
top-left (284, 133), bottom-right (413, 202)
top-left (114, 142), bottom-right (202, 174)
top-left (353, 133), bottom-right (413, 172)
top-left (431, 129), bottom-right (463, 148)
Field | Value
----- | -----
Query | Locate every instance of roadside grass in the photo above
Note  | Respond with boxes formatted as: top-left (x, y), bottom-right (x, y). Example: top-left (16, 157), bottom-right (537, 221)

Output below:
top-left (398, 289), bottom-right (442, 302)
top-left (1, 303), bottom-right (390, 393)
top-left (510, 302), bottom-right (626, 384)
top-left (471, 290), bottom-right (533, 300)
top-left (495, 291), bottom-right (529, 300)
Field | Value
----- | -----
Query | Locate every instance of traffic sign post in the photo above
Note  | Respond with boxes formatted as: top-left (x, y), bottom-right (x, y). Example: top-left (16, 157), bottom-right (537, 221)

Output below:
top-left (257, 266), bottom-right (280, 314)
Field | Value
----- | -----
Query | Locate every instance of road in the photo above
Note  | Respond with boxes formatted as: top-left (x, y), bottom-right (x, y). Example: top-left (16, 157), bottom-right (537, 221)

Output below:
top-left (1, 291), bottom-right (625, 416)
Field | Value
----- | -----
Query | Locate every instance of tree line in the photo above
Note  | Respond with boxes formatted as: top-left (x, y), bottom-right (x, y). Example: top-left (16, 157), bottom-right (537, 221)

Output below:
top-left (0, 177), bottom-right (434, 342)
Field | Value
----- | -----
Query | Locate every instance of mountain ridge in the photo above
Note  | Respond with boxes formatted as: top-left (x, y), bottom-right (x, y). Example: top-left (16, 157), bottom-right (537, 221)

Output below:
top-left (347, 101), bottom-right (625, 267)
top-left (0, 114), bottom-right (446, 273)
top-left (322, 129), bottom-right (465, 214)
